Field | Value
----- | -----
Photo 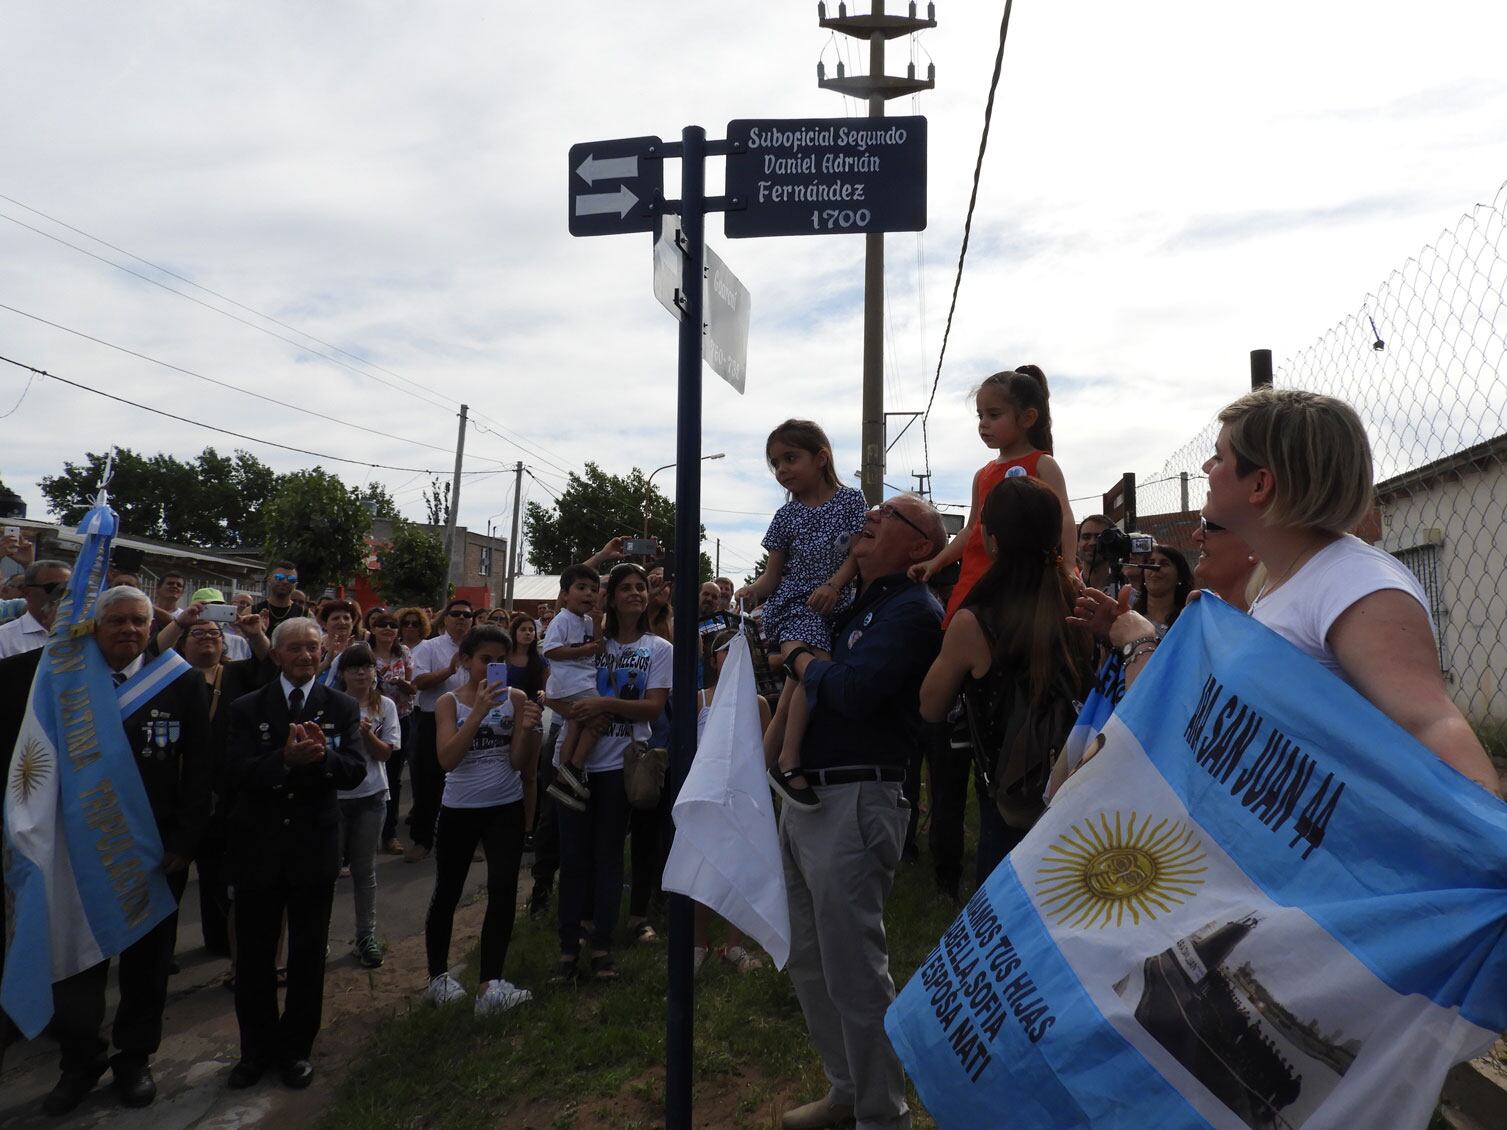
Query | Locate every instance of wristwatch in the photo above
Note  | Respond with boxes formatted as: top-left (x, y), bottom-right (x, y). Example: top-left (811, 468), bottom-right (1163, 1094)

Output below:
top-left (782, 646), bottom-right (815, 682)
top-left (1119, 634), bottom-right (1159, 661)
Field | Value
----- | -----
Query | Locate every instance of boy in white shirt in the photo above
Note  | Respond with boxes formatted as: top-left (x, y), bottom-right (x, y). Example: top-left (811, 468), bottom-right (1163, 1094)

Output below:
top-left (542, 565), bottom-right (603, 811)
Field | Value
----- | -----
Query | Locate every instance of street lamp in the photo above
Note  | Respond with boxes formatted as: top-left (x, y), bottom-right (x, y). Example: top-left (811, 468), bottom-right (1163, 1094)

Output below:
top-left (644, 453), bottom-right (725, 542)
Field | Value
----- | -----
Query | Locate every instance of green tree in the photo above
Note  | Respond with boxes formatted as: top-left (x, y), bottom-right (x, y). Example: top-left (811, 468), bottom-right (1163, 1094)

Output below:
top-left (262, 468), bottom-right (371, 596)
top-left (374, 518), bottom-right (448, 606)
top-left (357, 482), bottom-right (401, 521)
top-left (524, 462), bottom-right (711, 578)
top-left (424, 477), bottom-right (451, 527)
top-left (40, 447), bottom-right (280, 545)
top-left (0, 470), bottom-right (26, 519)
top-left (743, 552), bottom-right (768, 588)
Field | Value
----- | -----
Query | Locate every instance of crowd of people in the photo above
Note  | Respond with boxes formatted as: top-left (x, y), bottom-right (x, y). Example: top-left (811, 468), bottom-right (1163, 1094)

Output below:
top-left (1, 378), bottom-right (1499, 1130)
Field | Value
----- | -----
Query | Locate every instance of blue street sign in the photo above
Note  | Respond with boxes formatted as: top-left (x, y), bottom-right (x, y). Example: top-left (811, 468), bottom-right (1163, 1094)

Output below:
top-left (723, 116), bottom-right (927, 239)
top-left (568, 135), bottom-right (664, 237)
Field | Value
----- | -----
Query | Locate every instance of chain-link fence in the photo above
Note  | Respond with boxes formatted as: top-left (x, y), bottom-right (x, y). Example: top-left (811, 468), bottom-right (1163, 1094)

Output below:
top-left (1125, 180), bottom-right (1507, 738)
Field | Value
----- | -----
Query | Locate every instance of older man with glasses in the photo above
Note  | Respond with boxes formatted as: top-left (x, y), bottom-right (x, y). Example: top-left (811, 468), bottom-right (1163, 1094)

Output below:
top-left (0, 558), bottom-right (71, 659)
top-left (776, 494), bottom-right (947, 1130)
top-left (405, 598), bottom-right (475, 861)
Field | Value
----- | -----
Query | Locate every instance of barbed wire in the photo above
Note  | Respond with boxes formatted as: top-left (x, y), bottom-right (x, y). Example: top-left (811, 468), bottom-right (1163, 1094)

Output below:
top-left (1133, 179), bottom-right (1507, 735)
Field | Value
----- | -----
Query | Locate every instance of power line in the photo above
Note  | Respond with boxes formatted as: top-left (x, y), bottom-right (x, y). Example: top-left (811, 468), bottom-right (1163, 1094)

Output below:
top-left (0, 300), bottom-right (515, 469)
top-left (0, 352), bottom-right (493, 476)
top-left (0, 193), bottom-right (458, 412)
top-left (919, 0), bottom-right (1016, 478)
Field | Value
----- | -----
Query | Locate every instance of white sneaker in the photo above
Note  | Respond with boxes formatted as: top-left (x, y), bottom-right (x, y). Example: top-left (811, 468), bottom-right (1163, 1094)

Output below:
top-left (474, 978), bottom-right (532, 1015)
top-left (424, 972), bottom-right (467, 1006)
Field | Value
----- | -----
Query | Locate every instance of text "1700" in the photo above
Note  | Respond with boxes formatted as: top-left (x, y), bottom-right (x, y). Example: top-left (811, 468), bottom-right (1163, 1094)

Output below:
top-left (812, 208), bottom-right (872, 231)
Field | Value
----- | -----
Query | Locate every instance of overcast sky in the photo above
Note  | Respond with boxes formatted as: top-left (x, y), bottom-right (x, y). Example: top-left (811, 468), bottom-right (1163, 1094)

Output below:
top-left (2, 2), bottom-right (1504, 579)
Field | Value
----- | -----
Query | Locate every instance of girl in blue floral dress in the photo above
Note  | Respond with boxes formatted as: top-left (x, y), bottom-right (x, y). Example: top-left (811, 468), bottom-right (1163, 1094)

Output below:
top-left (736, 419), bottom-right (867, 809)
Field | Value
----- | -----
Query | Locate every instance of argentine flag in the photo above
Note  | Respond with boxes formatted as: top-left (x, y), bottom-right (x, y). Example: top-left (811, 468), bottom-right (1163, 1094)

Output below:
top-left (3, 498), bottom-right (182, 1038)
top-left (887, 595), bottom-right (1507, 1129)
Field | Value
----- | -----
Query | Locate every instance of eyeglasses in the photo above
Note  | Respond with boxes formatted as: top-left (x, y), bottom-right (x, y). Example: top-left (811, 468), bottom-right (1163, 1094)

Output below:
top-left (1200, 518), bottom-right (1227, 534)
top-left (187, 627), bottom-right (223, 640)
top-left (374, 620), bottom-right (399, 630)
top-left (399, 618), bottom-right (422, 628)
top-left (447, 609), bottom-right (475, 619)
top-left (271, 572), bottom-right (297, 583)
top-left (868, 503), bottom-right (930, 541)
top-left (27, 581), bottom-right (65, 597)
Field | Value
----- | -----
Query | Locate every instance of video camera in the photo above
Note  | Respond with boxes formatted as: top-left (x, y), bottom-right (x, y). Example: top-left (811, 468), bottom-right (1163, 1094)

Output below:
top-left (1088, 526), bottom-right (1154, 596)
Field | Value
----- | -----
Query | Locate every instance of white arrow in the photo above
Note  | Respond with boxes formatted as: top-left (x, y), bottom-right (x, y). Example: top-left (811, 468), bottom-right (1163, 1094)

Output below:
top-left (574, 184), bottom-right (640, 220)
top-left (576, 152), bottom-right (639, 185)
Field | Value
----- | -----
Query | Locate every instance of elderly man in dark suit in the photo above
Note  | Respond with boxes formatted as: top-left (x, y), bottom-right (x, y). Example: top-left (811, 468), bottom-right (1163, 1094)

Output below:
top-left (223, 615), bottom-right (364, 1091)
top-left (0, 585), bottom-right (212, 1115)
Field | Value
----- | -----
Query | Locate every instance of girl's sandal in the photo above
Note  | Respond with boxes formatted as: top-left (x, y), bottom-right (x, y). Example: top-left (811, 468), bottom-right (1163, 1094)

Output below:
top-left (768, 765), bottom-right (821, 810)
top-left (589, 952), bottom-right (619, 981)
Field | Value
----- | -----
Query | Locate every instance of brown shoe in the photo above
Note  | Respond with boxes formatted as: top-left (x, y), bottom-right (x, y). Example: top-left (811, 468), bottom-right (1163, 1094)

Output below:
top-left (781, 1096), bottom-right (854, 1130)
top-left (404, 843), bottom-right (431, 863)
top-left (382, 837), bottom-right (405, 855)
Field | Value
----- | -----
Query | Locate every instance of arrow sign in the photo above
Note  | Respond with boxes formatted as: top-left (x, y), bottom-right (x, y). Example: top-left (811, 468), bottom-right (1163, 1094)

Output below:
top-left (576, 152), bottom-right (639, 186)
top-left (575, 184), bottom-right (640, 219)
top-left (567, 135), bottom-right (662, 237)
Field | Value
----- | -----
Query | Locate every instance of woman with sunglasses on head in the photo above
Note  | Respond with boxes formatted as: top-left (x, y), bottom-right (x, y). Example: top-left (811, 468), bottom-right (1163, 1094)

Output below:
top-left (1099, 387), bottom-right (1498, 794)
top-left (407, 599), bottom-right (478, 861)
top-left (554, 562), bottom-right (672, 983)
top-left (370, 609), bottom-right (419, 854)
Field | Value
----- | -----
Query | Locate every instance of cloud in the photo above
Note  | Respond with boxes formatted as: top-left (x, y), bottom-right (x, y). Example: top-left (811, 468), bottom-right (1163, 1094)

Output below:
top-left (1164, 195), bottom-right (1429, 251)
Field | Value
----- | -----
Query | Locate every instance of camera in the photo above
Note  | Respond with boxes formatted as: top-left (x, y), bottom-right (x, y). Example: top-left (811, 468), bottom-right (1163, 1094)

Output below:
top-left (1094, 526), bottom-right (1154, 566)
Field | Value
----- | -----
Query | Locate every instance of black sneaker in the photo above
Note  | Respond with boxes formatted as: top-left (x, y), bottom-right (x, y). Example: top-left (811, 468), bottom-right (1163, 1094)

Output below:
top-left (528, 885), bottom-right (551, 919)
top-left (556, 763), bottom-right (591, 799)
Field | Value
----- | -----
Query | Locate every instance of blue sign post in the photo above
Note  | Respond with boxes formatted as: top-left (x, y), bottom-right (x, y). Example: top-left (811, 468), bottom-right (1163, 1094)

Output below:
top-left (567, 116), bottom-right (926, 1130)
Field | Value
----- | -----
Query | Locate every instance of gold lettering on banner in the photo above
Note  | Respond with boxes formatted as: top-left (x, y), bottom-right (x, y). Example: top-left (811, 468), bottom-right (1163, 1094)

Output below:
top-left (50, 639), bottom-right (87, 675)
top-left (59, 685), bottom-right (101, 771)
top-left (78, 779), bottom-right (153, 927)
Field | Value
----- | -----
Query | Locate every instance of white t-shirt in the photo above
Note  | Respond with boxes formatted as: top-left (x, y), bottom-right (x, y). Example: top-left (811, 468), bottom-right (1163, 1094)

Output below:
top-left (443, 694), bottom-right (523, 808)
top-left (543, 609), bottom-right (597, 698)
top-left (1250, 534), bottom-right (1433, 682)
top-left (412, 633), bottom-right (467, 711)
top-left (554, 633), bottom-right (673, 774)
top-left (338, 695), bottom-right (400, 801)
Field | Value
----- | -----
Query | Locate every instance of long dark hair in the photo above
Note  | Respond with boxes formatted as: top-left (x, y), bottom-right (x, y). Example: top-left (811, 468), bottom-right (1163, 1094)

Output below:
top-left (604, 562), bottom-right (652, 639)
top-left (1142, 544), bottom-right (1195, 628)
top-left (963, 476), bottom-right (1090, 702)
top-left (507, 611), bottom-right (548, 695)
top-left (974, 365), bottom-right (1053, 454)
top-left (335, 641), bottom-right (383, 712)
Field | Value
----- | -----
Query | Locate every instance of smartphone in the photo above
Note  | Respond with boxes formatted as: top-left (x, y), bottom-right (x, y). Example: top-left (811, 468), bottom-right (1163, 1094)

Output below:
top-left (201, 604), bottom-right (238, 623)
top-left (2, 526), bottom-right (18, 540)
top-left (485, 662), bottom-right (510, 688)
top-left (624, 537), bottom-right (659, 556)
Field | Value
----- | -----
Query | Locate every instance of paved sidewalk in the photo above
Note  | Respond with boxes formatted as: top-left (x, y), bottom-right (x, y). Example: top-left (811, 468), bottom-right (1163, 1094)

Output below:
top-left (0, 823), bottom-right (515, 1128)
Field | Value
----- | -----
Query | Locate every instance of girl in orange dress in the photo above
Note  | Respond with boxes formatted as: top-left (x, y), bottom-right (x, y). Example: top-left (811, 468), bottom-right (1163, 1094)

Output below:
top-left (911, 366), bottom-right (1076, 625)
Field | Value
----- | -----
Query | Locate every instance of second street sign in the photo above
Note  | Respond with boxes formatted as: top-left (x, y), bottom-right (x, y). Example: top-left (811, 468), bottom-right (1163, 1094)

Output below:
top-left (723, 115), bottom-right (927, 239)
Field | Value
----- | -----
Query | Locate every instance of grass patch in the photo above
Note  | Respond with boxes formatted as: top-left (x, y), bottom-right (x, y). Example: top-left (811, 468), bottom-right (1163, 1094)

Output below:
top-left (324, 792), bottom-right (977, 1129)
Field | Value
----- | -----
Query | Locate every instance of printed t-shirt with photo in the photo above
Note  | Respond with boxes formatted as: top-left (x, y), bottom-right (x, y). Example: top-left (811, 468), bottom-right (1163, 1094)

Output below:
top-left (553, 633), bottom-right (672, 774)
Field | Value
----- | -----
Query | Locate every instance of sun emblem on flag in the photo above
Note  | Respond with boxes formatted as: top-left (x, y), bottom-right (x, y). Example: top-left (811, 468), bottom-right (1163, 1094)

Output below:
top-left (1035, 811), bottom-right (1207, 929)
top-left (11, 738), bottom-right (51, 803)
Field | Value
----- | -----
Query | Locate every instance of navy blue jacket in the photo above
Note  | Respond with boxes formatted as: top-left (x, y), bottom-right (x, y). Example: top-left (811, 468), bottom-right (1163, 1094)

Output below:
top-left (799, 573), bottom-right (943, 771)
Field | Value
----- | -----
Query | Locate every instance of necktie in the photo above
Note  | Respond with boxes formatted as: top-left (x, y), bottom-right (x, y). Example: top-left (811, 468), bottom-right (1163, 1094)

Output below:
top-left (289, 687), bottom-right (304, 717)
top-left (111, 671), bottom-right (127, 688)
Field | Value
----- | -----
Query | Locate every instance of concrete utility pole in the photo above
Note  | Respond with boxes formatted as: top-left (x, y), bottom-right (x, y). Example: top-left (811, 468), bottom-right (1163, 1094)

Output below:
top-left (818, 1), bottom-right (937, 504)
top-left (441, 403), bottom-right (468, 602)
top-left (505, 460), bottom-right (523, 606)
